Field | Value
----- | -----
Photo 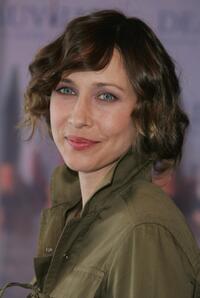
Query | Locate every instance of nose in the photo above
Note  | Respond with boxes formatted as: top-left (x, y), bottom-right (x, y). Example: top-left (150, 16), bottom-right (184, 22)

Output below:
top-left (67, 96), bottom-right (92, 128)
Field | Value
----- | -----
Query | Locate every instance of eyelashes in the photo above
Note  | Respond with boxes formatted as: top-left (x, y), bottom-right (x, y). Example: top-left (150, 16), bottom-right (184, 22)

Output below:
top-left (97, 92), bottom-right (117, 102)
top-left (55, 86), bottom-right (118, 102)
top-left (55, 86), bottom-right (76, 95)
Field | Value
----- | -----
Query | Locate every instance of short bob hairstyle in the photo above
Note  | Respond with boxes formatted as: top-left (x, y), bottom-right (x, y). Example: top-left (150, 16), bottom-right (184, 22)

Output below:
top-left (24, 9), bottom-right (189, 172)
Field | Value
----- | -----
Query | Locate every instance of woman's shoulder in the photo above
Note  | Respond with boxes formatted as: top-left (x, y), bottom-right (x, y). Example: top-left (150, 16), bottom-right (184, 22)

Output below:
top-left (119, 179), bottom-right (200, 268)
top-left (121, 178), bottom-right (186, 225)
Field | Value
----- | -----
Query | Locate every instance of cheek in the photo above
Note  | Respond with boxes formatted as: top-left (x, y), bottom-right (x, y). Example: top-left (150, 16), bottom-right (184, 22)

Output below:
top-left (50, 102), bottom-right (65, 143)
top-left (50, 99), bottom-right (67, 129)
top-left (99, 111), bottom-right (134, 138)
top-left (50, 103), bottom-right (57, 134)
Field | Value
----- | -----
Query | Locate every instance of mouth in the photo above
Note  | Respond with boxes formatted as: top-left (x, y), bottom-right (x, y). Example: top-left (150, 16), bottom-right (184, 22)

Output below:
top-left (65, 135), bottom-right (100, 150)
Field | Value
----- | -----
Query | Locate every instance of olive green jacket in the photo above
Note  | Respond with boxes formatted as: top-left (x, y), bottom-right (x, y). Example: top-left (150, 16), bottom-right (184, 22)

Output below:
top-left (1, 151), bottom-right (200, 298)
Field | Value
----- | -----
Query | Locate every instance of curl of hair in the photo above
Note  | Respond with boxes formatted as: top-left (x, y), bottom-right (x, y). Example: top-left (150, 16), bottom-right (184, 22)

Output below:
top-left (23, 9), bottom-right (189, 172)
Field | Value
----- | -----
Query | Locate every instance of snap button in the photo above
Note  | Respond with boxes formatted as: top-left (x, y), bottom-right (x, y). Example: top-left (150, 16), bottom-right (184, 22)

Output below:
top-left (63, 253), bottom-right (69, 260)
top-left (45, 247), bottom-right (53, 253)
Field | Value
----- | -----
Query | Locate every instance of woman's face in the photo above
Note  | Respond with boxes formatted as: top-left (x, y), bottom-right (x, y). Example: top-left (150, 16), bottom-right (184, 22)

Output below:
top-left (50, 49), bottom-right (137, 173)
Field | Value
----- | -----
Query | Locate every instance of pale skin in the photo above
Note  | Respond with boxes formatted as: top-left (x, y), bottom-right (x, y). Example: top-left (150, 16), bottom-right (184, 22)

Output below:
top-left (50, 49), bottom-right (137, 209)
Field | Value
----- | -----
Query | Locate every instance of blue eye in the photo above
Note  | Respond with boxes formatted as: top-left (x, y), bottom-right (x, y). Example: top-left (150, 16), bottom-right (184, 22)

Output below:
top-left (98, 93), bottom-right (117, 102)
top-left (56, 87), bottom-right (76, 95)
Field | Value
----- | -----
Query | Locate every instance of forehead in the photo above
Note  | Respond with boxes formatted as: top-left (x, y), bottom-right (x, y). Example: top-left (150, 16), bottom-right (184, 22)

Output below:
top-left (62, 49), bottom-right (133, 92)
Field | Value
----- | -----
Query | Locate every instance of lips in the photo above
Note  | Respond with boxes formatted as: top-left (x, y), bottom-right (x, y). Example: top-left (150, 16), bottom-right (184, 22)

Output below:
top-left (66, 135), bottom-right (99, 150)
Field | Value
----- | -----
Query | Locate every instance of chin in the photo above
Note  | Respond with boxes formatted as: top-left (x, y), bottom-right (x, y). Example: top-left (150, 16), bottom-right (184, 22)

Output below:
top-left (63, 158), bottom-right (95, 173)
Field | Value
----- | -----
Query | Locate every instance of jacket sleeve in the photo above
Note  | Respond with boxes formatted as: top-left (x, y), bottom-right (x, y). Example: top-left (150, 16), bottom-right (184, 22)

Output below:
top-left (106, 223), bottom-right (194, 298)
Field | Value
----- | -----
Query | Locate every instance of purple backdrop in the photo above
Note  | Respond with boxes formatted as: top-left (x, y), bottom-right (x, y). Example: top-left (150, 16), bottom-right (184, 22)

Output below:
top-left (0, 0), bottom-right (200, 297)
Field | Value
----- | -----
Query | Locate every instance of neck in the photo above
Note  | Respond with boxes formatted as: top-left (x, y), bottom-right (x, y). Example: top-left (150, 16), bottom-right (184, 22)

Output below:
top-left (78, 162), bottom-right (117, 210)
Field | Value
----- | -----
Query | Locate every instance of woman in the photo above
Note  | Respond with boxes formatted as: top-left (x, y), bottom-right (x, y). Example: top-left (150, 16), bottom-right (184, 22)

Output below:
top-left (1, 9), bottom-right (200, 298)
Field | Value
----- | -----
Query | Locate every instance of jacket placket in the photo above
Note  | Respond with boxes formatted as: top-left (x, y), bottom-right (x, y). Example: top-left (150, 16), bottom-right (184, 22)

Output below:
top-left (42, 211), bottom-right (101, 295)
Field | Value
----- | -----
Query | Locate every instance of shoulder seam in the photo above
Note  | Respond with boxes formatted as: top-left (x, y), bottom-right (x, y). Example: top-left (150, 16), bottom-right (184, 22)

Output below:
top-left (119, 188), bottom-right (200, 275)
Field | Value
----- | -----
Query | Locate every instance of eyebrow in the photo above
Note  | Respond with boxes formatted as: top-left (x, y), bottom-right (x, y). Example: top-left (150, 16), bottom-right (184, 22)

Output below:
top-left (60, 78), bottom-right (125, 92)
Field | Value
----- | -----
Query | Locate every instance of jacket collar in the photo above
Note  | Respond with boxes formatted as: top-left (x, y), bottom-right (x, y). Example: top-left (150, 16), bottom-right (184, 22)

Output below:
top-left (50, 149), bottom-right (152, 211)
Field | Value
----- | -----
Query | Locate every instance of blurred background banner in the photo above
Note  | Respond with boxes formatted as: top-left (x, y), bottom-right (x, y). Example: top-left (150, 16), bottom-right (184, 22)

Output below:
top-left (0, 0), bottom-right (200, 297)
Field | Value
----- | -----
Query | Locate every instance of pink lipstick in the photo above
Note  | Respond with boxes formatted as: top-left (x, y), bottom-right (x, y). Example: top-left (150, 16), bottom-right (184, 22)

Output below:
top-left (66, 136), bottom-right (99, 150)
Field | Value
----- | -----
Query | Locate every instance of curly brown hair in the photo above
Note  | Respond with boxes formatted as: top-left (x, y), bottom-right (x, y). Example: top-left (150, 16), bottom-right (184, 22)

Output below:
top-left (23, 9), bottom-right (189, 171)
